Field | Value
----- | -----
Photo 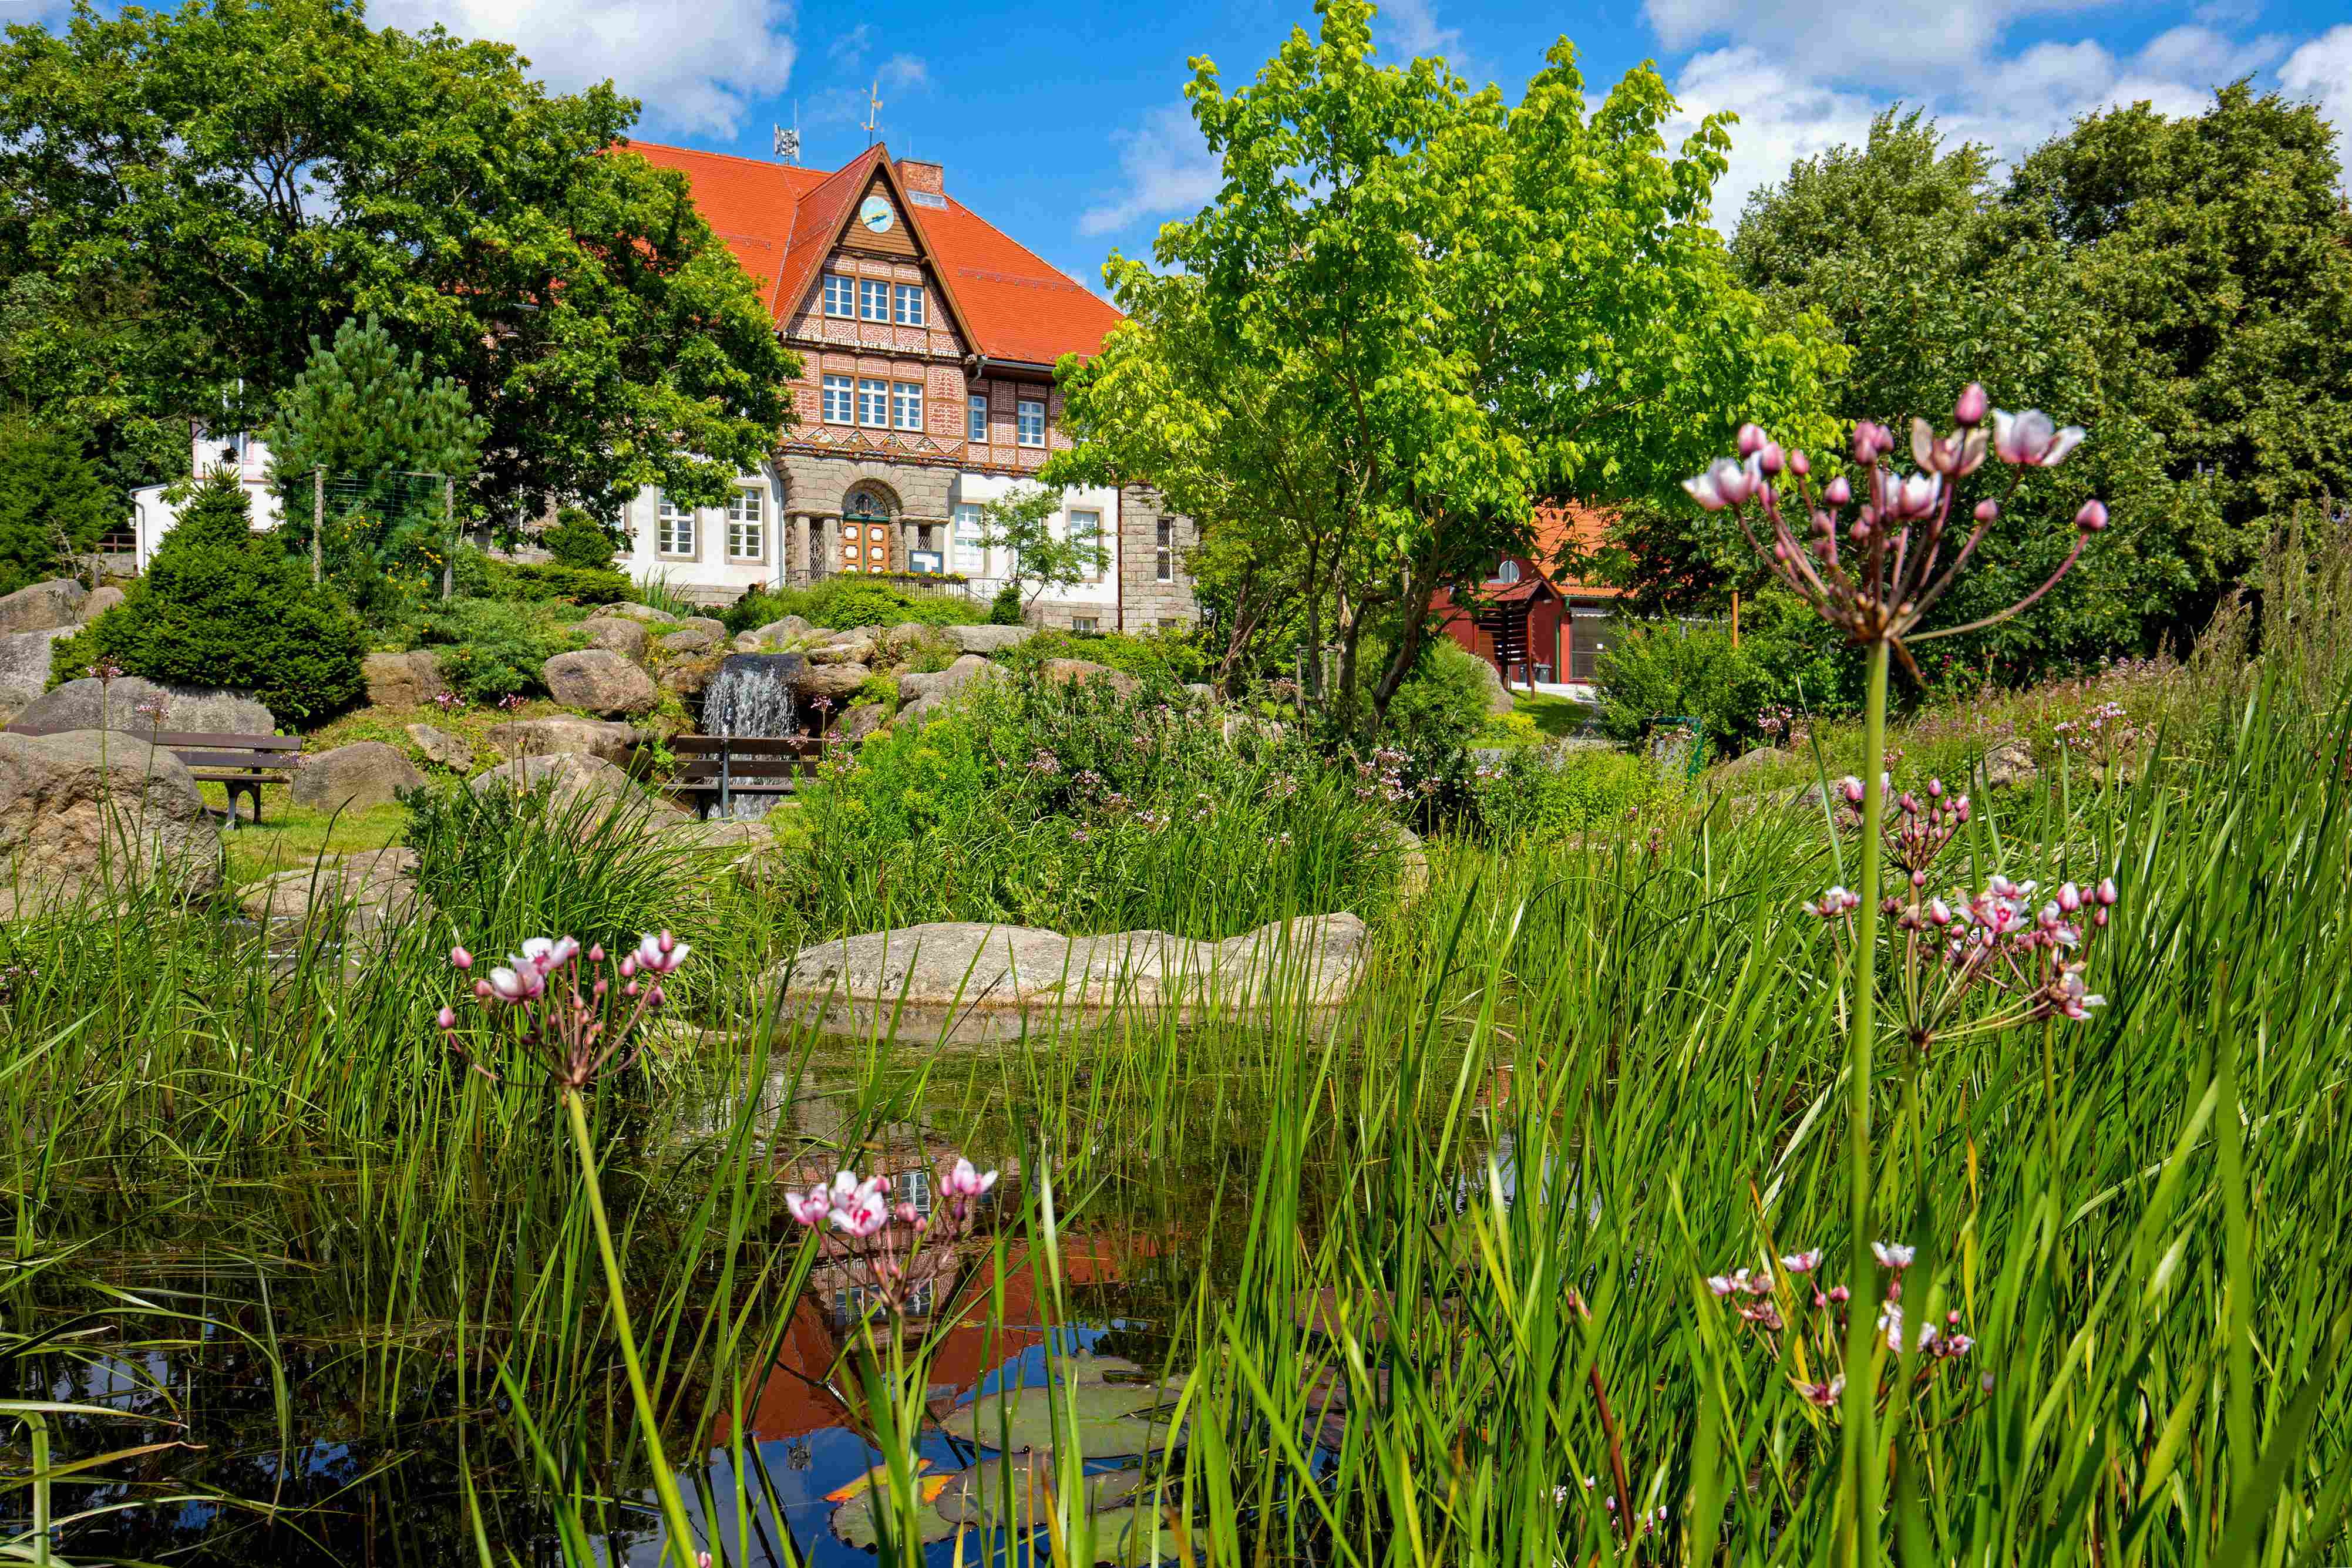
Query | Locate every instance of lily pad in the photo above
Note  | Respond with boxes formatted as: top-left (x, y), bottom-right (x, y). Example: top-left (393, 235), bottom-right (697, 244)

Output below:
top-left (950, 1376), bottom-right (1186, 1458)
top-left (1088, 1499), bottom-right (1198, 1566)
top-left (828, 1465), bottom-right (963, 1550)
top-left (934, 1453), bottom-right (1148, 1529)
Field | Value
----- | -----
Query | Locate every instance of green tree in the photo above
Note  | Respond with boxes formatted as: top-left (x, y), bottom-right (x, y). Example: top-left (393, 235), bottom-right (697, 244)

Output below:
top-left (0, 416), bottom-right (116, 594)
top-left (0, 0), bottom-right (798, 522)
top-left (980, 484), bottom-right (1108, 613)
top-left (539, 506), bottom-right (618, 570)
top-left (88, 467), bottom-right (365, 722)
top-left (264, 313), bottom-right (487, 605)
top-left (1051, 0), bottom-right (1836, 736)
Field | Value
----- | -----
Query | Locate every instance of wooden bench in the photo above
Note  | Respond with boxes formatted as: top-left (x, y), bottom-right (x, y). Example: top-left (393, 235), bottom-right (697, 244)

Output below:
top-left (4, 724), bottom-right (301, 825)
top-left (671, 734), bottom-right (821, 818)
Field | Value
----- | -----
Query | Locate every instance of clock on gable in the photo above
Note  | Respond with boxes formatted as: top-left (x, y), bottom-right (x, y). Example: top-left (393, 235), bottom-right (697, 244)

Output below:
top-left (858, 196), bottom-right (894, 234)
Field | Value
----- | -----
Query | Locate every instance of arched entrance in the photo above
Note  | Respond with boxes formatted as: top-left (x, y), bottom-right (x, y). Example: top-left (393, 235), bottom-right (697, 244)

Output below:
top-left (840, 485), bottom-right (897, 573)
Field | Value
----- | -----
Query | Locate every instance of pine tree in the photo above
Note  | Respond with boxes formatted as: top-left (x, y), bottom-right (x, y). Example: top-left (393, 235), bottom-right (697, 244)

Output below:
top-left (89, 468), bottom-right (365, 722)
top-left (0, 416), bottom-right (118, 595)
top-left (263, 314), bottom-right (487, 604)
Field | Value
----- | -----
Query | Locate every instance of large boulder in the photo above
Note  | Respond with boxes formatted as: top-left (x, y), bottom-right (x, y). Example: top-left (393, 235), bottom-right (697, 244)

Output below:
top-left (1469, 655), bottom-right (1515, 716)
top-left (606, 602), bottom-right (678, 625)
top-left (806, 632), bottom-right (877, 666)
top-left (291, 741), bottom-right (425, 813)
top-left (361, 650), bottom-right (447, 709)
top-left (676, 615), bottom-right (728, 640)
top-left (484, 715), bottom-right (642, 767)
top-left (10, 676), bottom-right (273, 737)
top-left (661, 656), bottom-right (722, 698)
top-left (773, 913), bottom-right (1370, 1045)
top-left (0, 729), bottom-right (223, 917)
top-left (658, 626), bottom-right (721, 656)
top-left (834, 702), bottom-right (890, 743)
top-left (1039, 658), bottom-right (1140, 698)
top-left (238, 846), bottom-right (425, 946)
top-left (0, 628), bottom-right (74, 725)
top-left (577, 616), bottom-right (651, 662)
top-left (470, 751), bottom-right (689, 825)
top-left (404, 722), bottom-right (473, 770)
top-left (79, 585), bottom-right (125, 622)
top-left (1714, 745), bottom-right (1786, 789)
top-left (0, 578), bottom-right (88, 635)
top-left (541, 649), bottom-right (658, 718)
top-left (1980, 739), bottom-right (2038, 790)
top-left (749, 615), bottom-right (813, 644)
top-left (942, 623), bottom-right (1035, 655)
top-left (897, 654), bottom-right (998, 706)
top-left (793, 661), bottom-right (872, 704)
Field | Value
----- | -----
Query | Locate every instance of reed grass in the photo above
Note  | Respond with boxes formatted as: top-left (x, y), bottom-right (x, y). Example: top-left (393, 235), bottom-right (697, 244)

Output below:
top-left (4, 537), bottom-right (2350, 1564)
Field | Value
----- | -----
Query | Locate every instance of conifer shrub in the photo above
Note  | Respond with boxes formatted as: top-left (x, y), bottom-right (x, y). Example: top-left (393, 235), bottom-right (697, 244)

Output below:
top-left (83, 469), bottom-right (366, 724)
top-left (539, 508), bottom-right (618, 570)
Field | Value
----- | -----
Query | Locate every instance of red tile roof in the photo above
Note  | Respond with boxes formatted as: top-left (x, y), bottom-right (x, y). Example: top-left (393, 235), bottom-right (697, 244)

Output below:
top-left (1532, 503), bottom-right (1624, 598)
top-left (621, 138), bottom-right (1125, 366)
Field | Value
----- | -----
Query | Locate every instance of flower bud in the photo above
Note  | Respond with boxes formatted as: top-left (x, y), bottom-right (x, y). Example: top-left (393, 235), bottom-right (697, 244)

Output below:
top-left (1823, 476), bottom-right (1852, 506)
top-left (587, 944), bottom-right (604, 963)
top-left (2075, 499), bottom-right (2109, 532)
top-left (1839, 775), bottom-right (1865, 806)
top-left (1759, 442), bottom-right (1785, 475)
top-left (1790, 449), bottom-right (1810, 475)
top-left (1829, 1285), bottom-right (1850, 1304)
top-left (2057, 882), bottom-right (2082, 913)
top-left (436, 1005), bottom-right (456, 1029)
top-left (451, 946), bottom-right (473, 970)
top-left (473, 978), bottom-right (490, 998)
top-left (1974, 499), bottom-right (1999, 523)
top-left (1737, 422), bottom-right (1766, 457)
top-left (1954, 383), bottom-right (1988, 426)
top-left (2095, 877), bottom-right (2118, 906)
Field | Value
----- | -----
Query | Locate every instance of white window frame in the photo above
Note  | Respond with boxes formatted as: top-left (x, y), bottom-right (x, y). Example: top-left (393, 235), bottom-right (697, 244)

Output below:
top-left (953, 502), bottom-right (985, 573)
top-left (967, 393), bottom-right (988, 443)
top-left (1017, 398), bottom-right (1046, 447)
top-left (1067, 507), bottom-right (1102, 581)
top-left (856, 378), bottom-right (889, 428)
top-left (1155, 518), bottom-right (1173, 582)
top-left (822, 274), bottom-right (854, 317)
top-left (858, 278), bottom-right (890, 322)
top-left (894, 284), bottom-right (926, 326)
top-left (821, 374), bottom-right (854, 423)
top-left (1072, 615), bottom-right (1099, 634)
top-left (892, 381), bottom-right (924, 432)
top-left (726, 487), bottom-right (766, 561)
top-left (656, 497), bottom-right (696, 560)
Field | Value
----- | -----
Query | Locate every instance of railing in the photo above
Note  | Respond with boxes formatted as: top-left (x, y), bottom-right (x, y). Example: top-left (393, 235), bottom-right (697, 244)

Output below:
top-left (779, 565), bottom-right (1004, 603)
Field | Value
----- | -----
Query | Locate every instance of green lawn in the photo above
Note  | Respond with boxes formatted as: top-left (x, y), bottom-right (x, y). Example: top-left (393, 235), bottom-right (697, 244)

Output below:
top-left (201, 788), bottom-right (407, 888)
top-left (1510, 690), bottom-right (1591, 739)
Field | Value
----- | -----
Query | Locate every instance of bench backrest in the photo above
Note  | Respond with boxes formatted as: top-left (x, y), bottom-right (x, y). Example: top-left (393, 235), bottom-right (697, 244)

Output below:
top-left (1, 722), bottom-right (300, 772)
top-left (671, 734), bottom-right (819, 785)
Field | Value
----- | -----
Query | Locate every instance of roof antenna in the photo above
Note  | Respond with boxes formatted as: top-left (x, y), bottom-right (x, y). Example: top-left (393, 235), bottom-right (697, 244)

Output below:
top-left (772, 105), bottom-right (801, 163)
top-left (862, 76), bottom-right (882, 147)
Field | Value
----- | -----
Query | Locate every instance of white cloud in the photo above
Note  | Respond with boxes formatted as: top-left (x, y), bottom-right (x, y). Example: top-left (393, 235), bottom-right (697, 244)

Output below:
top-left (1375, 0), bottom-right (1465, 64)
top-left (375, 0), bottom-right (797, 139)
top-left (1079, 101), bottom-right (1222, 238)
top-left (2282, 25), bottom-right (2352, 186)
top-left (879, 53), bottom-right (929, 91)
top-left (1665, 15), bottom-right (2331, 229)
top-left (1644, 0), bottom-right (2102, 85)
top-left (826, 24), bottom-right (869, 66)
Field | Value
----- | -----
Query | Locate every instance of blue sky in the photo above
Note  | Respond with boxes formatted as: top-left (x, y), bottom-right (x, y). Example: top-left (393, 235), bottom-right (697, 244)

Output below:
top-left (28, 0), bottom-right (2352, 294)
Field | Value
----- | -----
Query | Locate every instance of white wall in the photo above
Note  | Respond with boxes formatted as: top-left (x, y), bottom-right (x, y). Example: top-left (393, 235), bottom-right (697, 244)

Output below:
top-left (128, 429), bottom-right (285, 570)
top-left (620, 466), bottom-right (788, 603)
top-left (948, 472), bottom-right (1122, 625)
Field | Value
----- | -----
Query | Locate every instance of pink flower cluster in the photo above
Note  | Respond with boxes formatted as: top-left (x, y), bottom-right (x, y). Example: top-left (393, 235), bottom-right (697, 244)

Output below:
top-left (1684, 386), bottom-right (2104, 671)
top-left (783, 1156), bottom-right (1001, 1323)
top-left (1708, 1240), bottom-right (1976, 1416)
top-left (436, 929), bottom-right (690, 1091)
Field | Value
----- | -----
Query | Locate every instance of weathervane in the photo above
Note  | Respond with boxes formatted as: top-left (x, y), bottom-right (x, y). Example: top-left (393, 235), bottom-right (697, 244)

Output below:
top-left (863, 77), bottom-right (882, 146)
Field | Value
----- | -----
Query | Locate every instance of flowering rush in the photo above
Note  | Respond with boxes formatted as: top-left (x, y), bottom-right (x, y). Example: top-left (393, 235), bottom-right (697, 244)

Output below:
top-left (1707, 1240), bottom-right (1977, 1415)
top-left (1684, 386), bottom-right (2103, 672)
top-left (783, 1155), bottom-right (1001, 1323)
top-left (435, 929), bottom-right (691, 1089)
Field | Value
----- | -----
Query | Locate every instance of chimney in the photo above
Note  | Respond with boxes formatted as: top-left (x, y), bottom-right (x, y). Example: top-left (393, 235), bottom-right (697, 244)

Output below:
top-left (895, 157), bottom-right (945, 204)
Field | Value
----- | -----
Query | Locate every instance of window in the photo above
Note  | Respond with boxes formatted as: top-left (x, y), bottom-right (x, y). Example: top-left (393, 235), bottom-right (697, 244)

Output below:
top-left (1155, 519), bottom-right (1173, 583)
top-left (894, 284), bottom-right (926, 325)
top-left (822, 274), bottom-right (854, 317)
top-left (954, 502), bottom-right (985, 572)
top-left (656, 497), bottom-right (695, 558)
top-left (727, 488), bottom-right (765, 560)
top-left (1072, 616), bottom-right (1099, 634)
top-left (1068, 508), bottom-right (1101, 580)
top-left (967, 393), bottom-right (988, 443)
top-left (891, 381), bottom-right (924, 431)
top-left (822, 374), bottom-right (854, 423)
top-left (859, 278), bottom-right (890, 321)
top-left (856, 378), bottom-right (889, 427)
top-left (1017, 398), bottom-right (1046, 447)
top-left (1489, 558), bottom-right (1522, 584)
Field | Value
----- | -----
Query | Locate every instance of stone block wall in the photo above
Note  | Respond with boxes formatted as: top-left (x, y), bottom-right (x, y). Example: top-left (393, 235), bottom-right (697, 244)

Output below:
top-left (1118, 484), bottom-right (1198, 631)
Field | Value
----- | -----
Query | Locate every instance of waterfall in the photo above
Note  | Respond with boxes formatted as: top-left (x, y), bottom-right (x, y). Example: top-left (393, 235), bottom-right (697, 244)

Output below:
top-left (698, 653), bottom-right (809, 820)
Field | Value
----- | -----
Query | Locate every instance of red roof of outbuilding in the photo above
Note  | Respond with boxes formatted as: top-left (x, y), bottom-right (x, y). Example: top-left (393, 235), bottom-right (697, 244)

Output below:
top-left (621, 138), bottom-right (1125, 366)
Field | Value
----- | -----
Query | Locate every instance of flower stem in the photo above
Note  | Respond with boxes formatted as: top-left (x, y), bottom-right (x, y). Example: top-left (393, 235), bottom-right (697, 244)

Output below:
top-left (1841, 636), bottom-right (1891, 1565)
top-left (563, 1088), bottom-right (701, 1566)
